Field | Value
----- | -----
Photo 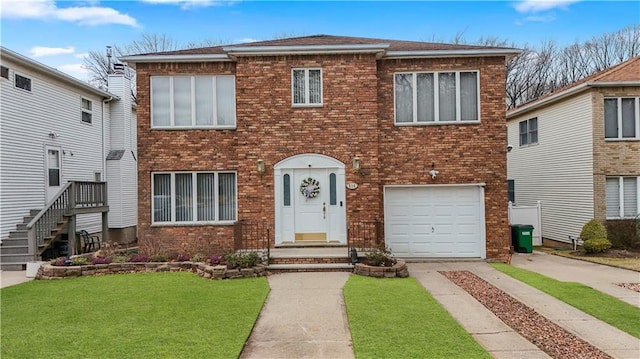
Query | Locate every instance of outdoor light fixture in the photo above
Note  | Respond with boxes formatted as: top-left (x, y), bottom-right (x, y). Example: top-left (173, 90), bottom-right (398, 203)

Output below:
top-left (257, 159), bottom-right (265, 174)
top-left (352, 157), bottom-right (361, 171)
top-left (429, 162), bottom-right (439, 179)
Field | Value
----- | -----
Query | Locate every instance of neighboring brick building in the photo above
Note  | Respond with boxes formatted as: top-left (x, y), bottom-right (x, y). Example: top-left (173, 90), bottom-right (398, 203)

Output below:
top-left (122, 35), bottom-right (520, 261)
top-left (507, 56), bottom-right (640, 245)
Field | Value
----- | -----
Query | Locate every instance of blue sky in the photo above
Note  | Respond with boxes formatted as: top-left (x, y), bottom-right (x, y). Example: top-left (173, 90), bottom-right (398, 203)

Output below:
top-left (1, 0), bottom-right (638, 81)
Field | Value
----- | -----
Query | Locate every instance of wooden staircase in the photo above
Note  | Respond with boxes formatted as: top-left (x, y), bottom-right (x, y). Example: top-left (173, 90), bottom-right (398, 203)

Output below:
top-left (0, 210), bottom-right (69, 270)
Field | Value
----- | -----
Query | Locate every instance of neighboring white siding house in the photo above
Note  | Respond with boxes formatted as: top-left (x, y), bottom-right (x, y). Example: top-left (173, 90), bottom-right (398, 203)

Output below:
top-left (0, 47), bottom-right (137, 245)
top-left (507, 92), bottom-right (594, 242)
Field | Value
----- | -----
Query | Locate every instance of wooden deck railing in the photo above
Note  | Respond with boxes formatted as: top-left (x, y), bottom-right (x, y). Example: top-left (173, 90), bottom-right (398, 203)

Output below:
top-left (27, 181), bottom-right (108, 259)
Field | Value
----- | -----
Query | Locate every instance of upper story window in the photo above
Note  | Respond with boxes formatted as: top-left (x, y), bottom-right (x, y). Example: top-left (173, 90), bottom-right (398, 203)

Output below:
top-left (605, 97), bottom-right (639, 140)
top-left (292, 68), bottom-right (322, 106)
top-left (15, 73), bottom-right (31, 91)
top-left (519, 117), bottom-right (538, 146)
top-left (1, 66), bottom-right (8, 80)
top-left (151, 75), bottom-right (236, 129)
top-left (81, 98), bottom-right (93, 124)
top-left (606, 176), bottom-right (639, 219)
top-left (394, 71), bottom-right (479, 124)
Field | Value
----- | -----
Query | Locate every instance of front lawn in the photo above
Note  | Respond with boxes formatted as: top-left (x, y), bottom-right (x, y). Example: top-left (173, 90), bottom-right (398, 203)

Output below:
top-left (343, 275), bottom-right (491, 359)
top-left (1, 272), bottom-right (269, 358)
top-left (492, 263), bottom-right (640, 338)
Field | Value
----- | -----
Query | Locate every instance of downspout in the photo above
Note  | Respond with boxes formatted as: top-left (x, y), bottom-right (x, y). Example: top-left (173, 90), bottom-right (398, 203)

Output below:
top-left (102, 96), bottom-right (114, 181)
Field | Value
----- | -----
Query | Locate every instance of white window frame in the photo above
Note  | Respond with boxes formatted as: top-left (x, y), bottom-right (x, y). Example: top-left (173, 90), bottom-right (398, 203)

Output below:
top-left (151, 171), bottom-right (237, 225)
top-left (81, 97), bottom-right (93, 124)
top-left (393, 70), bottom-right (481, 125)
top-left (604, 97), bottom-right (640, 140)
top-left (14, 72), bottom-right (31, 92)
top-left (519, 117), bottom-right (538, 147)
top-left (606, 176), bottom-right (640, 219)
top-left (291, 68), bottom-right (323, 107)
top-left (150, 75), bottom-right (236, 129)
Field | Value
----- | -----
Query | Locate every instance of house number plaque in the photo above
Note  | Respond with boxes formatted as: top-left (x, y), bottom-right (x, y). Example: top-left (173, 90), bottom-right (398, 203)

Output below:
top-left (346, 182), bottom-right (358, 190)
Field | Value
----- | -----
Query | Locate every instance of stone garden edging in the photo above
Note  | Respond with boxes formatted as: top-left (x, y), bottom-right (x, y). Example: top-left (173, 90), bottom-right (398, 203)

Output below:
top-left (36, 261), bottom-right (267, 280)
top-left (353, 259), bottom-right (409, 278)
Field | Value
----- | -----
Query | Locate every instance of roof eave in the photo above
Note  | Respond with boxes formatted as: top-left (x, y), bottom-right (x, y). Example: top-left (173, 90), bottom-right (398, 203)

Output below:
top-left (507, 81), bottom-right (640, 119)
top-left (1, 46), bottom-right (118, 99)
top-left (223, 44), bottom-right (390, 57)
top-left (384, 49), bottom-right (523, 59)
top-left (118, 54), bottom-right (231, 64)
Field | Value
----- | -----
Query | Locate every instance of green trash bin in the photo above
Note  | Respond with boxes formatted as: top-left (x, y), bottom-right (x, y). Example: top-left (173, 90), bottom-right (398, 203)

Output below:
top-left (511, 224), bottom-right (534, 253)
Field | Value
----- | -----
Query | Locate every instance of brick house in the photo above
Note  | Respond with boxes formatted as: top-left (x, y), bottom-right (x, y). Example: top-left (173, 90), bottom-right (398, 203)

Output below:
top-left (121, 35), bottom-right (520, 261)
top-left (506, 56), bottom-right (640, 245)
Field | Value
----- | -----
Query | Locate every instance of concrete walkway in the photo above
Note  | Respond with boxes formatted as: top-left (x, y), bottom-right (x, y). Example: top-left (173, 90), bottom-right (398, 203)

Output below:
top-left (0, 271), bottom-right (33, 288)
top-left (510, 251), bottom-right (640, 307)
top-left (240, 272), bottom-right (354, 359)
top-left (409, 261), bottom-right (640, 359)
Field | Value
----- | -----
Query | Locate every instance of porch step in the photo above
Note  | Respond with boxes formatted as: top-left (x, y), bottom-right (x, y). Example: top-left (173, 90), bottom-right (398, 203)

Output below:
top-left (0, 253), bottom-right (32, 264)
top-left (0, 263), bottom-right (26, 271)
top-left (0, 245), bottom-right (30, 255)
top-left (267, 263), bottom-right (354, 272)
top-left (275, 241), bottom-right (346, 248)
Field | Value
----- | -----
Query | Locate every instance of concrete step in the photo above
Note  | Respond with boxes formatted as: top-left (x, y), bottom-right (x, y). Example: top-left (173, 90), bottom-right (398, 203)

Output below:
top-left (0, 245), bottom-right (29, 255)
top-left (267, 263), bottom-right (354, 272)
top-left (0, 263), bottom-right (26, 271)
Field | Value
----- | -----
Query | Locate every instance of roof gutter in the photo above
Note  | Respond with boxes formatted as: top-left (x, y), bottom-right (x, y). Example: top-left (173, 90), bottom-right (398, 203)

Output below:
top-left (0, 46), bottom-right (118, 99)
top-left (118, 54), bottom-right (231, 64)
top-left (223, 44), bottom-right (390, 58)
top-left (507, 81), bottom-right (640, 119)
top-left (384, 49), bottom-right (522, 59)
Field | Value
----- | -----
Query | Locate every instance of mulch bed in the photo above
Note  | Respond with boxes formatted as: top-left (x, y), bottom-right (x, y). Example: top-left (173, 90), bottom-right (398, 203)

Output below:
top-left (440, 270), bottom-right (612, 359)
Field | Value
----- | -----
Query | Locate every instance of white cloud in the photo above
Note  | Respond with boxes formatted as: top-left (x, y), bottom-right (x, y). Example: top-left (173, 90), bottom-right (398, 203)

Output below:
top-left (514, 0), bottom-right (581, 13)
top-left (29, 46), bottom-right (76, 58)
top-left (516, 14), bottom-right (557, 24)
top-left (74, 53), bottom-right (89, 59)
top-left (235, 38), bottom-right (260, 44)
top-left (140, 0), bottom-right (235, 10)
top-left (57, 63), bottom-right (91, 81)
top-left (0, 0), bottom-right (139, 27)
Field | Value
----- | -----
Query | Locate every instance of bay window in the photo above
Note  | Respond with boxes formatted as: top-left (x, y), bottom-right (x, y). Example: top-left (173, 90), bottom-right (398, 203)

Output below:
top-left (394, 71), bottom-right (479, 124)
top-left (153, 172), bottom-right (236, 224)
top-left (151, 75), bottom-right (236, 128)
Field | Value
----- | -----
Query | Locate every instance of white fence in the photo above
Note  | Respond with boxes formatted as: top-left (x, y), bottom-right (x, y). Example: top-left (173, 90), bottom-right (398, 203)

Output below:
top-left (508, 201), bottom-right (542, 246)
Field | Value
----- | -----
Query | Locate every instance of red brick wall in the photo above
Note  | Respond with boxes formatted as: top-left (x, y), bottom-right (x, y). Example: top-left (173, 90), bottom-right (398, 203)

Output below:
top-left (377, 57), bottom-right (510, 260)
top-left (135, 55), bottom-right (510, 260)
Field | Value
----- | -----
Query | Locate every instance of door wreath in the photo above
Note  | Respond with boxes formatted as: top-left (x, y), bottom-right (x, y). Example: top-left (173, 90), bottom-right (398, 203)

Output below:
top-left (300, 177), bottom-right (320, 198)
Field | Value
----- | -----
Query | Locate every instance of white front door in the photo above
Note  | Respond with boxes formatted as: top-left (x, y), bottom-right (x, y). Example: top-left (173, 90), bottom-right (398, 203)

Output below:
top-left (274, 154), bottom-right (346, 244)
top-left (45, 146), bottom-right (62, 203)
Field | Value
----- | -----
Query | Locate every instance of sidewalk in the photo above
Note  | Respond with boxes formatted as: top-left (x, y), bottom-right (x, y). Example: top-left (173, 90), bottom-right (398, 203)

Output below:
top-left (0, 271), bottom-right (32, 288)
top-left (409, 261), bottom-right (640, 359)
top-left (510, 251), bottom-right (640, 307)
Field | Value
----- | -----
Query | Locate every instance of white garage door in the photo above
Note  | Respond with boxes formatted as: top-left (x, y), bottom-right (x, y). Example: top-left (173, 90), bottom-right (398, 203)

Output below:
top-left (384, 185), bottom-right (485, 258)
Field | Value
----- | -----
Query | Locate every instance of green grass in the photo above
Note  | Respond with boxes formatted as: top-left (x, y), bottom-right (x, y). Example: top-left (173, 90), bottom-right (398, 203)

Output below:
top-left (1, 272), bottom-right (269, 358)
top-left (343, 275), bottom-right (491, 359)
top-left (492, 263), bottom-right (640, 338)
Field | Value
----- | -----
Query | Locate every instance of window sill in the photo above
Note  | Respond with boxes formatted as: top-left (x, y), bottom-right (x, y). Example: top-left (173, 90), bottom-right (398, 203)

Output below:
top-left (519, 143), bottom-right (539, 148)
top-left (394, 120), bottom-right (481, 127)
top-left (150, 126), bottom-right (236, 130)
top-left (292, 104), bottom-right (323, 108)
top-left (604, 138), bottom-right (640, 142)
top-left (151, 221), bottom-right (236, 227)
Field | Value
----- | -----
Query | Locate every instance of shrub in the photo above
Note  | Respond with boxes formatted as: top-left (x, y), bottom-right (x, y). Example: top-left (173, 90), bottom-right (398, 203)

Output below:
top-left (112, 255), bottom-right (130, 263)
top-left (225, 251), bottom-right (260, 269)
top-left (129, 254), bottom-right (150, 263)
top-left (606, 217), bottom-right (640, 249)
top-left (70, 257), bottom-right (88, 266)
top-left (91, 256), bottom-right (112, 265)
top-left (176, 253), bottom-right (191, 262)
top-left (366, 246), bottom-right (397, 267)
top-left (580, 219), bottom-right (608, 242)
top-left (150, 254), bottom-right (167, 262)
top-left (191, 253), bottom-right (206, 263)
top-left (50, 257), bottom-right (70, 266)
top-left (583, 238), bottom-right (612, 253)
top-left (208, 254), bottom-right (223, 265)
